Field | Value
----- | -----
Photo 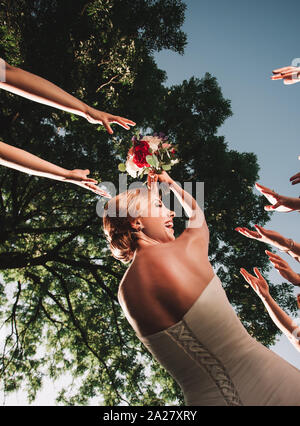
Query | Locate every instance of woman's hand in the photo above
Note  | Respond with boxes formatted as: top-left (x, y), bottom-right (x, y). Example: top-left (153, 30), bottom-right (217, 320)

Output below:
top-left (290, 172), bottom-right (300, 186)
top-left (255, 183), bottom-right (299, 212)
top-left (240, 267), bottom-right (270, 300)
top-left (266, 250), bottom-right (300, 286)
top-left (85, 107), bottom-right (136, 134)
top-left (147, 170), bottom-right (173, 189)
top-left (235, 224), bottom-right (290, 251)
top-left (64, 169), bottom-right (98, 183)
top-left (272, 66), bottom-right (300, 85)
top-left (63, 169), bottom-right (111, 197)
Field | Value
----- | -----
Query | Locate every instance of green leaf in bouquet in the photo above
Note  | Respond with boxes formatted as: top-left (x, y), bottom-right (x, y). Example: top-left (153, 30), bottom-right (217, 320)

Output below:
top-left (152, 154), bottom-right (160, 169)
top-left (162, 164), bottom-right (172, 171)
top-left (118, 163), bottom-right (127, 172)
top-left (146, 155), bottom-right (155, 167)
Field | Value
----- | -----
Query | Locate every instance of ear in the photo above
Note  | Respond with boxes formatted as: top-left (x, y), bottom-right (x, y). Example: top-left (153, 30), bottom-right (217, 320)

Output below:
top-left (130, 218), bottom-right (143, 232)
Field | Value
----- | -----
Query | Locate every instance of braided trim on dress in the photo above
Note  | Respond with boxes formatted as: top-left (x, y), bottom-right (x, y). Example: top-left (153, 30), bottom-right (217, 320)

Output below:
top-left (166, 320), bottom-right (243, 406)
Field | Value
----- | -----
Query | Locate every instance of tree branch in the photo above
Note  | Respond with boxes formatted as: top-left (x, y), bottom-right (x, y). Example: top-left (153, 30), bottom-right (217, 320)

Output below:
top-left (46, 265), bottom-right (130, 405)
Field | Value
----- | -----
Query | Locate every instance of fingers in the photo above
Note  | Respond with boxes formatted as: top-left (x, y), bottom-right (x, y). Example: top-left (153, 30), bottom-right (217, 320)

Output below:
top-left (96, 113), bottom-right (136, 134)
top-left (81, 177), bottom-right (98, 183)
top-left (84, 183), bottom-right (112, 197)
top-left (264, 203), bottom-right (293, 213)
top-left (240, 268), bottom-right (257, 291)
top-left (256, 183), bottom-right (294, 212)
top-left (115, 117), bottom-right (136, 128)
top-left (235, 227), bottom-right (261, 239)
top-left (271, 67), bottom-right (300, 83)
top-left (102, 119), bottom-right (113, 135)
top-left (81, 169), bottom-right (98, 183)
top-left (264, 201), bottom-right (281, 211)
top-left (253, 224), bottom-right (267, 237)
top-left (255, 183), bottom-right (280, 206)
top-left (253, 267), bottom-right (264, 280)
top-left (147, 171), bottom-right (158, 189)
top-left (272, 66), bottom-right (297, 74)
top-left (290, 172), bottom-right (300, 185)
top-left (255, 183), bottom-right (274, 194)
top-left (240, 268), bottom-right (251, 283)
top-left (265, 250), bottom-right (286, 265)
top-left (109, 116), bottom-right (136, 131)
top-left (240, 268), bottom-right (255, 281)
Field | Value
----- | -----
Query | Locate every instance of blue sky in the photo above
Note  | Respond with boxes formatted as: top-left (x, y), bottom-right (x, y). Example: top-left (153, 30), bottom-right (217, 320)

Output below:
top-left (154, 0), bottom-right (300, 369)
top-left (2, 0), bottom-right (300, 405)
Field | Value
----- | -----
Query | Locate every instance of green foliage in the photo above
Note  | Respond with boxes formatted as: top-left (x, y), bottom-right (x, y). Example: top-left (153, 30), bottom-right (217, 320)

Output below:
top-left (0, 0), bottom-right (296, 407)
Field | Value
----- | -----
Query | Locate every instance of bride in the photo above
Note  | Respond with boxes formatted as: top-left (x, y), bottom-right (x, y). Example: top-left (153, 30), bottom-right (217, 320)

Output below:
top-left (103, 170), bottom-right (300, 406)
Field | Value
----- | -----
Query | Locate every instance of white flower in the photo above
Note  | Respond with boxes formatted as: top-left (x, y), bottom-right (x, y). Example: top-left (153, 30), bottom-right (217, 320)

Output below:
top-left (125, 156), bottom-right (140, 178)
top-left (142, 136), bottom-right (162, 152)
top-left (170, 158), bottom-right (179, 165)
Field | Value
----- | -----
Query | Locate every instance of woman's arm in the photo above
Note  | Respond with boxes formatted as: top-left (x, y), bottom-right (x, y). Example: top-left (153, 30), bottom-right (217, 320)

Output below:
top-left (256, 183), bottom-right (300, 212)
top-left (0, 59), bottom-right (135, 134)
top-left (261, 294), bottom-right (300, 351)
top-left (266, 250), bottom-right (300, 286)
top-left (235, 225), bottom-right (300, 263)
top-left (0, 141), bottom-right (109, 196)
top-left (148, 171), bottom-right (205, 228)
top-left (240, 267), bottom-right (300, 352)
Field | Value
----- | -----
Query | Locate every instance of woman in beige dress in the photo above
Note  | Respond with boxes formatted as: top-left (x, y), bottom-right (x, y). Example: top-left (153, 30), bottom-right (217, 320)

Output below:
top-left (103, 171), bottom-right (300, 406)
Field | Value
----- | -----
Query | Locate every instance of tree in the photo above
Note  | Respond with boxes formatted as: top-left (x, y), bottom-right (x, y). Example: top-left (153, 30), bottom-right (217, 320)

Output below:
top-left (0, 0), bottom-right (297, 406)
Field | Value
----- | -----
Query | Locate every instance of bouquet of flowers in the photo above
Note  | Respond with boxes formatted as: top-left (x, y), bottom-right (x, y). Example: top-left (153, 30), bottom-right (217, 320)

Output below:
top-left (118, 133), bottom-right (179, 178)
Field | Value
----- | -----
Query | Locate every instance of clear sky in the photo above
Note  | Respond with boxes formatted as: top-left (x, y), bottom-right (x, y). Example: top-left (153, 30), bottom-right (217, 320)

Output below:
top-left (154, 0), bottom-right (300, 369)
top-left (2, 0), bottom-right (300, 406)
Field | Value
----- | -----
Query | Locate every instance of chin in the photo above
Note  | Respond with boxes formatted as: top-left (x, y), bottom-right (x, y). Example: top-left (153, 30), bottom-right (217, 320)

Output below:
top-left (165, 228), bottom-right (175, 241)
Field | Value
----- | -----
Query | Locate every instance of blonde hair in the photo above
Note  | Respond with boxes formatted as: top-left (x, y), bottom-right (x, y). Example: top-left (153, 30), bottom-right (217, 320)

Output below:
top-left (103, 187), bottom-right (149, 264)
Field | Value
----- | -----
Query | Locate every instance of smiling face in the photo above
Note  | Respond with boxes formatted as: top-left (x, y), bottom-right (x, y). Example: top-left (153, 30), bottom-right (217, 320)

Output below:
top-left (103, 186), bottom-right (176, 264)
top-left (132, 189), bottom-right (175, 244)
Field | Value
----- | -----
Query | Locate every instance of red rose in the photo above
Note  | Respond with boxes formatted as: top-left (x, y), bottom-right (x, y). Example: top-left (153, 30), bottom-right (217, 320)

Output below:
top-left (133, 140), bottom-right (152, 168)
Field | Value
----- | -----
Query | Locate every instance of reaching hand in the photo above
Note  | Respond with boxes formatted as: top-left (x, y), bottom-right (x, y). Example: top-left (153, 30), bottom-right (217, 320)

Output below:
top-left (85, 108), bottom-right (136, 134)
top-left (147, 170), bottom-right (172, 190)
top-left (235, 224), bottom-right (289, 251)
top-left (271, 66), bottom-right (300, 85)
top-left (64, 169), bottom-right (98, 183)
top-left (240, 267), bottom-right (270, 300)
top-left (63, 169), bottom-right (111, 197)
top-left (290, 172), bottom-right (300, 186)
top-left (255, 183), bottom-right (298, 212)
top-left (266, 250), bottom-right (300, 286)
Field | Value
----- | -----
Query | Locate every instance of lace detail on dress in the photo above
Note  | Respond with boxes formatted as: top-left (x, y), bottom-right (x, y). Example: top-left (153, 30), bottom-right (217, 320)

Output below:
top-left (166, 320), bottom-right (243, 406)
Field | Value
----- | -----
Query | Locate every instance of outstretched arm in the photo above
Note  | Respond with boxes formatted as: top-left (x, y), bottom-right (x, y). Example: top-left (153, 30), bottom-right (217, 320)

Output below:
top-left (255, 183), bottom-right (300, 212)
top-left (0, 141), bottom-right (109, 196)
top-left (240, 268), bottom-right (300, 352)
top-left (148, 171), bottom-right (205, 229)
top-left (0, 59), bottom-right (135, 134)
top-left (266, 250), bottom-right (300, 286)
top-left (235, 224), bottom-right (300, 263)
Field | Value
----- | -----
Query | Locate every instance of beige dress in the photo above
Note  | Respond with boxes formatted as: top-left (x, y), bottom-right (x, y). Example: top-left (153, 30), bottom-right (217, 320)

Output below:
top-left (137, 274), bottom-right (300, 406)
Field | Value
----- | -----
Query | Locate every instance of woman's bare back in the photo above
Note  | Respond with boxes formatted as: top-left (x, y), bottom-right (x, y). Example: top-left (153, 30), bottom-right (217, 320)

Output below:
top-left (118, 225), bottom-right (214, 338)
